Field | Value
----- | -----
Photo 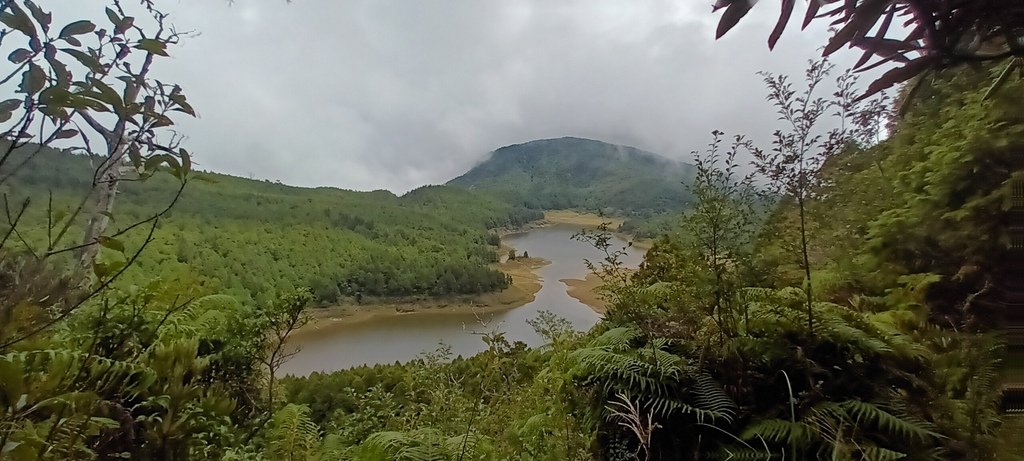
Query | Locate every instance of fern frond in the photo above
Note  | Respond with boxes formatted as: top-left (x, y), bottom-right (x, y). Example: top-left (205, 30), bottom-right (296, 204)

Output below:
top-left (266, 404), bottom-right (321, 461)
top-left (859, 445), bottom-right (908, 461)
top-left (692, 373), bottom-right (737, 423)
top-left (825, 400), bottom-right (938, 443)
top-left (741, 419), bottom-right (815, 447)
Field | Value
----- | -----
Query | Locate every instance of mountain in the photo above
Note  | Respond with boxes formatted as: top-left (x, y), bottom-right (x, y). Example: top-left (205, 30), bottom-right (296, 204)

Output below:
top-left (447, 137), bottom-right (695, 215)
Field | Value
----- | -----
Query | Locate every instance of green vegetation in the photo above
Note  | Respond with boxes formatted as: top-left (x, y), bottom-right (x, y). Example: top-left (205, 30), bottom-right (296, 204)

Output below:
top-left (448, 137), bottom-right (695, 216)
top-left (3, 146), bottom-right (542, 305)
top-left (1, 0), bottom-right (1020, 459)
top-left (279, 66), bottom-right (1021, 459)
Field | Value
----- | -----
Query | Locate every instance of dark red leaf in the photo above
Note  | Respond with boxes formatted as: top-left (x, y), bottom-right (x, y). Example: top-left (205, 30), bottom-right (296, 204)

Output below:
top-left (905, 24), bottom-right (926, 41)
top-left (716, 0), bottom-right (755, 39)
top-left (803, 0), bottom-right (822, 29)
top-left (860, 56), bottom-right (935, 100)
top-left (853, 48), bottom-right (874, 69)
top-left (854, 36), bottom-right (916, 54)
top-left (823, 0), bottom-right (888, 56)
top-left (876, 7), bottom-right (894, 40)
top-left (712, 0), bottom-right (734, 12)
top-left (769, 0), bottom-right (795, 50)
top-left (7, 48), bottom-right (32, 64)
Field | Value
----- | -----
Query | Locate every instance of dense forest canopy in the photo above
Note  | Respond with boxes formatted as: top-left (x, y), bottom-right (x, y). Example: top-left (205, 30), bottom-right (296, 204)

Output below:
top-left (1, 145), bottom-right (542, 305)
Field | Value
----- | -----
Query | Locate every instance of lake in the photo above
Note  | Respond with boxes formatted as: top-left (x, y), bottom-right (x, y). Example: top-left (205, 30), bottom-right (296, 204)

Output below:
top-left (280, 224), bottom-right (644, 375)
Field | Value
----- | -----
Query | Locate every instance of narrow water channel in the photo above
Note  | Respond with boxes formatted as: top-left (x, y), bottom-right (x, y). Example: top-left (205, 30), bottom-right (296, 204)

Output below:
top-left (280, 224), bottom-right (644, 375)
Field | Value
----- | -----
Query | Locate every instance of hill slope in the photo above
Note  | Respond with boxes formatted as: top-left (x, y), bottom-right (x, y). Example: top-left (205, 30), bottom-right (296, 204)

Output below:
top-left (447, 137), bottom-right (695, 215)
top-left (1, 146), bottom-right (542, 305)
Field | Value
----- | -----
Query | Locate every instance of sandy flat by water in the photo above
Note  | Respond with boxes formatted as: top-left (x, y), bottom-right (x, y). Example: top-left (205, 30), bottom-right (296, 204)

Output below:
top-left (292, 256), bottom-right (550, 336)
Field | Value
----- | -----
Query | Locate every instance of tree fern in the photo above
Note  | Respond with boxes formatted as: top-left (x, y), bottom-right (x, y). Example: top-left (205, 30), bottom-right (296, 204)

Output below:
top-left (358, 428), bottom-right (486, 461)
top-left (265, 404), bottom-right (321, 461)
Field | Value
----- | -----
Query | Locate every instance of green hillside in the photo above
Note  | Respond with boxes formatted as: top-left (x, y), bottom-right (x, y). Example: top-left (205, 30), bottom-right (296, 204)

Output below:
top-left (447, 137), bottom-right (695, 215)
top-left (1, 146), bottom-right (543, 305)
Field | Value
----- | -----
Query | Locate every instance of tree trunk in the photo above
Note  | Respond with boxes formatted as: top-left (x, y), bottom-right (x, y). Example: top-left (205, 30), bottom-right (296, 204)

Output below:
top-left (78, 148), bottom-right (126, 271)
top-left (798, 195), bottom-right (814, 332)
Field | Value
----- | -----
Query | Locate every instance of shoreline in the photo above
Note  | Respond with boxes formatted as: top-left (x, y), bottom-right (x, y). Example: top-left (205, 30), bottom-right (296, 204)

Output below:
top-left (561, 273), bottom-right (609, 315)
top-left (294, 210), bottom-right (647, 334)
top-left (292, 257), bottom-right (549, 336)
top-left (543, 210), bottom-right (652, 250)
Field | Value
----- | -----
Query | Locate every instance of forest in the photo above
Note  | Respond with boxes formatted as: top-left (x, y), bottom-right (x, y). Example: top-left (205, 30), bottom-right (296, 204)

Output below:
top-left (0, 0), bottom-right (1022, 460)
top-left (2, 146), bottom-right (542, 305)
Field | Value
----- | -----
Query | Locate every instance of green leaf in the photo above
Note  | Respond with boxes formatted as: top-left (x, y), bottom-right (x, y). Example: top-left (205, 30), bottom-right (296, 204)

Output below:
top-left (8, 48), bottom-right (33, 64)
top-left (87, 77), bottom-right (123, 109)
top-left (2, 441), bottom-right (21, 454)
top-left (0, 4), bottom-right (36, 37)
top-left (55, 129), bottom-right (78, 139)
top-left (45, 54), bottom-right (70, 88)
top-left (23, 1), bottom-right (51, 33)
top-left (169, 93), bottom-right (196, 116)
top-left (96, 236), bottom-right (125, 253)
top-left (144, 153), bottom-right (172, 173)
top-left (179, 148), bottom-right (192, 175)
top-left (93, 259), bottom-right (125, 278)
top-left (127, 144), bottom-right (142, 169)
top-left (38, 87), bottom-right (73, 107)
top-left (105, 7), bottom-right (121, 28)
top-left (0, 111), bottom-right (11, 123)
top-left (0, 99), bottom-right (21, 112)
top-left (19, 63), bottom-right (46, 95)
top-left (58, 20), bottom-right (95, 38)
top-left (135, 38), bottom-right (168, 56)
top-left (61, 48), bottom-right (103, 73)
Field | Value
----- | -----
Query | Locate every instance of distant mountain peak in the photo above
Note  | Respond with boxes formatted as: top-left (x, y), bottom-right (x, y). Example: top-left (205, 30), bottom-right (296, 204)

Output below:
top-left (448, 137), bottom-right (694, 214)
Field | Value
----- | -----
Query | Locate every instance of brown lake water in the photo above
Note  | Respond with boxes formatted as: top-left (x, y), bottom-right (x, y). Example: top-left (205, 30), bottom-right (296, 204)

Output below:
top-left (280, 224), bottom-right (643, 376)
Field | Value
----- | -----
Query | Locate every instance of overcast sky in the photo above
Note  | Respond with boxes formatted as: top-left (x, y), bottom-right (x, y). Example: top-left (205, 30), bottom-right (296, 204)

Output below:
top-left (81, 1), bottom-right (861, 192)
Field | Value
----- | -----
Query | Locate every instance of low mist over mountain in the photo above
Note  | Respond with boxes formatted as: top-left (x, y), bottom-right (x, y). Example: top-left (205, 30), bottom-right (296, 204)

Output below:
top-left (448, 137), bottom-right (695, 215)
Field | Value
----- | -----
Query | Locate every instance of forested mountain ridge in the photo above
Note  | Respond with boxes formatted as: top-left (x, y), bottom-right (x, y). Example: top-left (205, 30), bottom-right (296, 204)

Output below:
top-left (2, 146), bottom-right (543, 305)
top-left (448, 137), bottom-right (696, 215)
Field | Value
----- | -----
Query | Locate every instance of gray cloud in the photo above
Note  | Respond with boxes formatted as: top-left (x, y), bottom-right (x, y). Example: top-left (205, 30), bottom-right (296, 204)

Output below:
top-left (73, 1), bottom-right (862, 192)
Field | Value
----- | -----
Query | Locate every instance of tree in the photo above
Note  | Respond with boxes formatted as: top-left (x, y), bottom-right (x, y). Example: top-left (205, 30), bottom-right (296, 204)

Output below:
top-left (0, 0), bottom-right (194, 348)
top-left (715, 0), bottom-right (1024, 97)
top-left (751, 59), bottom-right (888, 331)
top-left (681, 130), bottom-right (759, 338)
top-left (259, 288), bottom-right (312, 413)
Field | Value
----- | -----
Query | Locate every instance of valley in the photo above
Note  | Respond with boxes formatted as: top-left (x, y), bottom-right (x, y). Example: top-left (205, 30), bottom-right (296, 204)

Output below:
top-left (3, 3), bottom-right (1021, 457)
